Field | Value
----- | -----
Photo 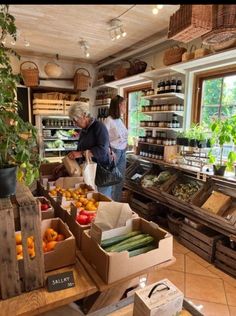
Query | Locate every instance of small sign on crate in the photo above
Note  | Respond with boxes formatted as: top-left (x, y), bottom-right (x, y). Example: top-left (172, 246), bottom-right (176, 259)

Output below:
top-left (47, 271), bottom-right (75, 292)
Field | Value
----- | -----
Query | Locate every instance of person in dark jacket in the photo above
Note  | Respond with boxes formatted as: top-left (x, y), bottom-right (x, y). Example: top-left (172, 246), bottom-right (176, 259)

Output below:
top-left (67, 102), bottom-right (112, 197)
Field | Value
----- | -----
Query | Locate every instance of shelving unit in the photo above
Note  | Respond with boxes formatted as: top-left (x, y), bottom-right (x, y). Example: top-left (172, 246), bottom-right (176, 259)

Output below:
top-left (142, 92), bottom-right (185, 100)
top-left (35, 115), bottom-right (80, 162)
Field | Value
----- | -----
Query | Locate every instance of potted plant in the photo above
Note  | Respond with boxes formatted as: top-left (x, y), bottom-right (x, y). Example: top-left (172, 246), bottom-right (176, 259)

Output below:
top-left (208, 115), bottom-right (236, 176)
top-left (0, 5), bottom-right (41, 197)
top-left (185, 123), bottom-right (211, 148)
top-left (176, 131), bottom-right (189, 146)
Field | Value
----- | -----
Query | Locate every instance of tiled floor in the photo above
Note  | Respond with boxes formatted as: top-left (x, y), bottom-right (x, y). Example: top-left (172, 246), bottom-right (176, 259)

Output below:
top-left (41, 237), bottom-right (236, 316)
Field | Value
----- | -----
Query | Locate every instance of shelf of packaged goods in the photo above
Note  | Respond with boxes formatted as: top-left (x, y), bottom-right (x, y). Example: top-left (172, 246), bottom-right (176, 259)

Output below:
top-left (42, 126), bottom-right (80, 130)
top-left (138, 141), bottom-right (164, 147)
top-left (142, 92), bottom-right (184, 100)
top-left (43, 138), bottom-right (79, 141)
top-left (140, 127), bottom-right (183, 131)
top-left (93, 104), bottom-right (110, 108)
top-left (141, 111), bottom-right (184, 115)
top-left (44, 148), bottom-right (77, 152)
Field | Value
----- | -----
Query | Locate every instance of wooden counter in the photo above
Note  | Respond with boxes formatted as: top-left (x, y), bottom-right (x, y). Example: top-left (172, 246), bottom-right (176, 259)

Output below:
top-left (0, 261), bottom-right (97, 316)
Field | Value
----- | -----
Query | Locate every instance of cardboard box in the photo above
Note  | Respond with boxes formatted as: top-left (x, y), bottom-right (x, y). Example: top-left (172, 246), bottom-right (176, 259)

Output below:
top-left (53, 177), bottom-right (85, 189)
top-left (81, 217), bottom-right (173, 284)
top-left (35, 196), bottom-right (55, 220)
top-left (42, 218), bottom-right (76, 272)
top-left (86, 192), bottom-right (112, 202)
top-left (133, 279), bottom-right (184, 316)
top-left (202, 191), bottom-right (232, 215)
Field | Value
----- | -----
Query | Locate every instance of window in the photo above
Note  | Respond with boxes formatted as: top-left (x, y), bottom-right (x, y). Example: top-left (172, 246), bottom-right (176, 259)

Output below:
top-left (124, 84), bottom-right (151, 150)
top-left (200, 74), bottom-right (236, 125)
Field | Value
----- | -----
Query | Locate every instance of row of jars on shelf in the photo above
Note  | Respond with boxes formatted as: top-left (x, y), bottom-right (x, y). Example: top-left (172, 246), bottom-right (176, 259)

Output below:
top-left (139, 136), bottom-right (177, 146)
top-left (140, 150), bottom-right (163, 160)
top-left (44, 119), bottom-right (76, 127)
top-left (140, 121), bottom-right (181, 128)
top-left (141, 104), bottom-right (184, 112)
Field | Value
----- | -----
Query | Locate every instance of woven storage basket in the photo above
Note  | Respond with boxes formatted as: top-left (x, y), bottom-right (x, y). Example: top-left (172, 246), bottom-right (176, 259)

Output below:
top-left (181, 45), bottom-right (196, 62)
top-left (74, 68), bottom-right (91, 91)
top-left (168, 5), bottom-right (213, 43)
top-left (202, 4), bottom-right (236, 45)
top-left (128, 59), bottom-right (147, 76)
top-left (20, 61), bottom-right (39, 87)
top-left (163, 45), bottom-right (187, 66)
top-left (194, 44), bottom-right (212, 58)
top-left (114, 61), bottom-right (130, 80)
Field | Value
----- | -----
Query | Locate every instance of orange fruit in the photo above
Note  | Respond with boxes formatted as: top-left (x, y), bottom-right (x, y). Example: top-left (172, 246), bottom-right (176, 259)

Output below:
top-left (44, 228), bottom-right (58, 242)
top-left (75, 201), bottom-right (82, 208)
top-left (42, 241), bottom-right (47, 253)
top-left (15, 233), bottom-right (22, 245)
top-left (27, 236), bottom-right (34, 248)
top-left (56, 234), bottom-right (65, 241)
top-left (50, 190), bottom-right (57, 197)
top-left (47, 241), bottom-right (57, 252)
top-left (17, 253), bottom-right (23, 260)
top-left (28, 247), bottom-right (35, 258)
top-left (16, 244), bottom-right (23, 254)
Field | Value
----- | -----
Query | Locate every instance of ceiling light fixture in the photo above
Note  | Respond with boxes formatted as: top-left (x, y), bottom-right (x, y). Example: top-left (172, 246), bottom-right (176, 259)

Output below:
top-left (152, 4), bottom-right (164, 15)
top-left (108, 18), bottom-right (127, 41)
top-left (79, 40), bottom-right (90, 58)
top-left (157, 4), bottom-right (164, 9)
top-left (152, 7), bottom-right (159, 15)
top-left (24, 39), bottom-right (30, 47)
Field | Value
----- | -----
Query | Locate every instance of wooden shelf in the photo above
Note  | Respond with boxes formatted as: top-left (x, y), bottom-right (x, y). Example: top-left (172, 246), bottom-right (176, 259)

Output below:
top-left (142, 92), bottom-right (184, 100)
top-left (141, 110), bottom-right (184, 115)
top-left (141, 127), bottom-right (183, 131)
top-left (138, 141), bottom-right (164, 147)
top-left (43, 138), bottom-right (79, 141)
top-left (43, 126), bottom-right (80, 130)
top-left (45, 148), bottom-right (77, 152)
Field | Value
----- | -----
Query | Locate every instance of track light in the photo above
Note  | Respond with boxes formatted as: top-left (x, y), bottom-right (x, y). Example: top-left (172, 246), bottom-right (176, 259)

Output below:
top-left (152, 7), bottom-right (159, 15)
top-left (108, 18), bottom-right (127, 41)
top-left (157, 4), bottom-right (164, 9)
top-left (152, 5), bottom-right (164, 15)
top-left (79, 40), bottom-right (90, 58)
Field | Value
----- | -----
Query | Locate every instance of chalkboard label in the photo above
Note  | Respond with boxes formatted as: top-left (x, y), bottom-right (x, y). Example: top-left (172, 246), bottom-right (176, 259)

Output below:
top-left (47, 271), bottom-right (75, 292)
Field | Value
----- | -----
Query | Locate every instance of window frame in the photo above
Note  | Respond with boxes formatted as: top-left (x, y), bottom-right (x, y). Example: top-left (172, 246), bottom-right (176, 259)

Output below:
top-left (192, 66), bottom-right (236, 124)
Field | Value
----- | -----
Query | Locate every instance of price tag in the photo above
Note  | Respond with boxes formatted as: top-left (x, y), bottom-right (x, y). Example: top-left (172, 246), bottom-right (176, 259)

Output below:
top-left (47, 271), bottom-right (75, 292)
top-left (131, 173), bottom-right (142, 180)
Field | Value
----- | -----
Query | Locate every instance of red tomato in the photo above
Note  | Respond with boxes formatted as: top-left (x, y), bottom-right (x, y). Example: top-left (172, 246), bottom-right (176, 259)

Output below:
top-left (41, 203), bottom-right (49, 211)
top-left (87, 214), bottom-right (96, 224)
top-left (80, 210), bottom-right (96, 216)
top-left (76, 214), bottom-right (89, 225)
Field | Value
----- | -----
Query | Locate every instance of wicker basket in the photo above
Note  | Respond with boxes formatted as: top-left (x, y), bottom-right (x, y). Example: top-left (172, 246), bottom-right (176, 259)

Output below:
top-left (168, 5), bottom-right (213, 43)
top-left (128, 59), bottom-right (147, 76)
top-left (194, 44), bottom-right (212, 58)
top-left (114, 62), bottom-right (131, 80)
top-left (74, 68), bottom-right (91, 91)
top-left (202, 5), bottom-right (236, 44)
top-left (163, 45), bottom-right (187, 66)
top-left (20, 61), bottom-right (39, 87)
top-left (182, 45), bottom-right (196, 62)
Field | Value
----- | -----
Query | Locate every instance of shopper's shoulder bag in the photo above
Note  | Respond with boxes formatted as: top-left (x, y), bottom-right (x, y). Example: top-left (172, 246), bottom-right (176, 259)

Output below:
top-left (95, 148), bottom-right (123, 187)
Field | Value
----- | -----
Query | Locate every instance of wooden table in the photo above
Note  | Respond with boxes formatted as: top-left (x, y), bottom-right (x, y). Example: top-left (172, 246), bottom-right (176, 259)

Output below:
top-left (0, 261), bottom-right (97, 316)
top-left (77, 251), bottom-right (176, 314)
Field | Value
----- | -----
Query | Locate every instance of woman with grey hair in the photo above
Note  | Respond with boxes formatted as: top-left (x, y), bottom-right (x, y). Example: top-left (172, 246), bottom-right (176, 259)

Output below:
top-left (67, 102), bottom-right (113, 197)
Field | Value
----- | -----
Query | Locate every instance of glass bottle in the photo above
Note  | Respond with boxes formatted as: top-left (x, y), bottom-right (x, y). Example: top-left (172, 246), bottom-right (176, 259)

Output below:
top-left (176, 77), bottom-right (182, 93)
top-left (170, 77), bottom-right (177, 93)
top-left (165, 79), bottom-right (170, 93)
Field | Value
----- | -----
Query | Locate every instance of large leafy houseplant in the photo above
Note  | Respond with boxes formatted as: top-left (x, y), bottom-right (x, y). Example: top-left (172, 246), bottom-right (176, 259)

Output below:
top-left (0, 4), bottom-right (41, 196)
top-left (208, 115), bottom-right (236, 176)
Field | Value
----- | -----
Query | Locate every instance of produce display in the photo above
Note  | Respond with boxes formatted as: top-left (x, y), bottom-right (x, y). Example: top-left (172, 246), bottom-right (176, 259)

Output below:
top-left (141, 170), bottom-right (172, 188)
top-left (15, 228), bottom-right (66, 260)
top-left (172, 180), bottom-right (200, 202)
top-left (55, 129), bottom-right (79, 139)
top-left (36, 196), bottom-right (52, 211)
top-left (101, 231), bottom-right (156, 256)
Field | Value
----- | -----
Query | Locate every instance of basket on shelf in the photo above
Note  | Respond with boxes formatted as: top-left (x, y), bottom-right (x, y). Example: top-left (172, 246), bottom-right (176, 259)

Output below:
top-left (181, 44), bottom-right (196, 62)
top-left (128, 59), bottom-right (147, 76)
top-left (114, 61), bottom-right (130, 80)
top-left (74, 68), bottom-right (91, 91)
top-left (194, 44), bottom-right (212, 59)
top-left (163, 45), bottom-right (187, 66)
top-left (20, 61), bottom-right (39, 87)
top-left (202, 4), bottom-right (236, 45)
top-left (168, 5), bottom-right (213, 43)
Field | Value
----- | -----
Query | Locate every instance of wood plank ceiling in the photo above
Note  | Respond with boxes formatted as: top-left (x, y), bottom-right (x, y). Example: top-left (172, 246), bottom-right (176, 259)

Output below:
top-left (8, 4), bottom-right (179, 65)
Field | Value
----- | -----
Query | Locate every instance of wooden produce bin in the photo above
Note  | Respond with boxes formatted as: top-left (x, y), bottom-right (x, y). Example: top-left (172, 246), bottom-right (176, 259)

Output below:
top-left (215, 238), bottom-right (236, 277)
top-left (35, 196), bottom-right (55, 220)
top-left (179, 222), bottom-right (223, 263)
top-left (0, 184), bottom-right (44, 299)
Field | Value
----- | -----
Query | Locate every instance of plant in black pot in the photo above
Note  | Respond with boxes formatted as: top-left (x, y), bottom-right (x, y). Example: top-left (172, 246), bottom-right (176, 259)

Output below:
top-left (208, 115), bottom-right (236, 176)
top-left (176, 131), bottom-right (189, 146)
top-left (0, 5), bottom-right (41, 197)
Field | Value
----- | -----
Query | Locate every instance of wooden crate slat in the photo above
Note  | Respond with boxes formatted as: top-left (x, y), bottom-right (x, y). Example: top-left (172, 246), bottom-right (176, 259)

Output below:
top-left (215, 250), bottom-right (236, 270)
top-left (0, 198), bottom-right (21, 299)
top-left (215, 259), bottom-right (236, 277)
top-left (216, 241), bottom-right (236, 260)
top-left (179, 237), bottom-right (213, 262)
top-left (181, 223), bottom-right (220, 245)
top-left (180, 230), bottom-right (212, 253)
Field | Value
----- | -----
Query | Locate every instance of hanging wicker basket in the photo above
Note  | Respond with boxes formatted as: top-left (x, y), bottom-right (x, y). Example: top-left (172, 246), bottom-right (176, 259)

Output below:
top-left (128, 59), bottom-right (147, 76)
top-left (20, 61), bottom-right (39, 87)
top-left (74, 68), bottom-right (91, 91)
top-left (202, 5), bottom-right (236, 44)
top-left (163, 45), bottom-right (187, 66)
top-left (181, 44), bottom-right (196, 62)
top-left (168, 5), bottom-right (213, 43)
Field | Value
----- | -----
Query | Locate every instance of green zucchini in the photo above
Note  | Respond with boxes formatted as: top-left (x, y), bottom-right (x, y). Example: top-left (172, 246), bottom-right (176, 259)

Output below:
top-left (101, 230), bottom-right (141, 248)
top-left (129, 244), bottom-right (156, 257)
top-left (104, 234), bottom-right (149, 252)
top-left (108, 236), bottom-right (154, 253)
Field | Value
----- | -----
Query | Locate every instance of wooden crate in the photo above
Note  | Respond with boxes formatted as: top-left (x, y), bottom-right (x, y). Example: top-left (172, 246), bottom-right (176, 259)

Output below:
top-left (179, 222), bottom-right (223, 262)
top-left (0, 183), bottom-right (44, 299)
top-left (33, 99), bottom-right (79, 115)
top-left (215, 238), bottom-right (236, 277)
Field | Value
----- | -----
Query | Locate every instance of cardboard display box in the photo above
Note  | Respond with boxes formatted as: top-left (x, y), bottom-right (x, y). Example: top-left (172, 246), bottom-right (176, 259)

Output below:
top-left (81, 217), bottom-right (173, 284)
top-left (42, 218), bottom-right (76, 272)
top-left (35, 196), bottom-right (55, 220)
top-left (133, 279), bottom-right (184, 316)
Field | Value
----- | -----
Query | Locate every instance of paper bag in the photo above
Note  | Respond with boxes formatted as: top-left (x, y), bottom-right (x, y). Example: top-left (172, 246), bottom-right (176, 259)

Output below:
top-left (81, 151), bottom-right (97, 190)
top-left (62, 156), bottom-right (82, 176)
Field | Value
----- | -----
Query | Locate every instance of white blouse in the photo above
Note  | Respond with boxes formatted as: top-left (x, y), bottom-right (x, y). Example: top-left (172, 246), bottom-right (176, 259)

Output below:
top-left (104, 116), bottom-right (128, 150)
